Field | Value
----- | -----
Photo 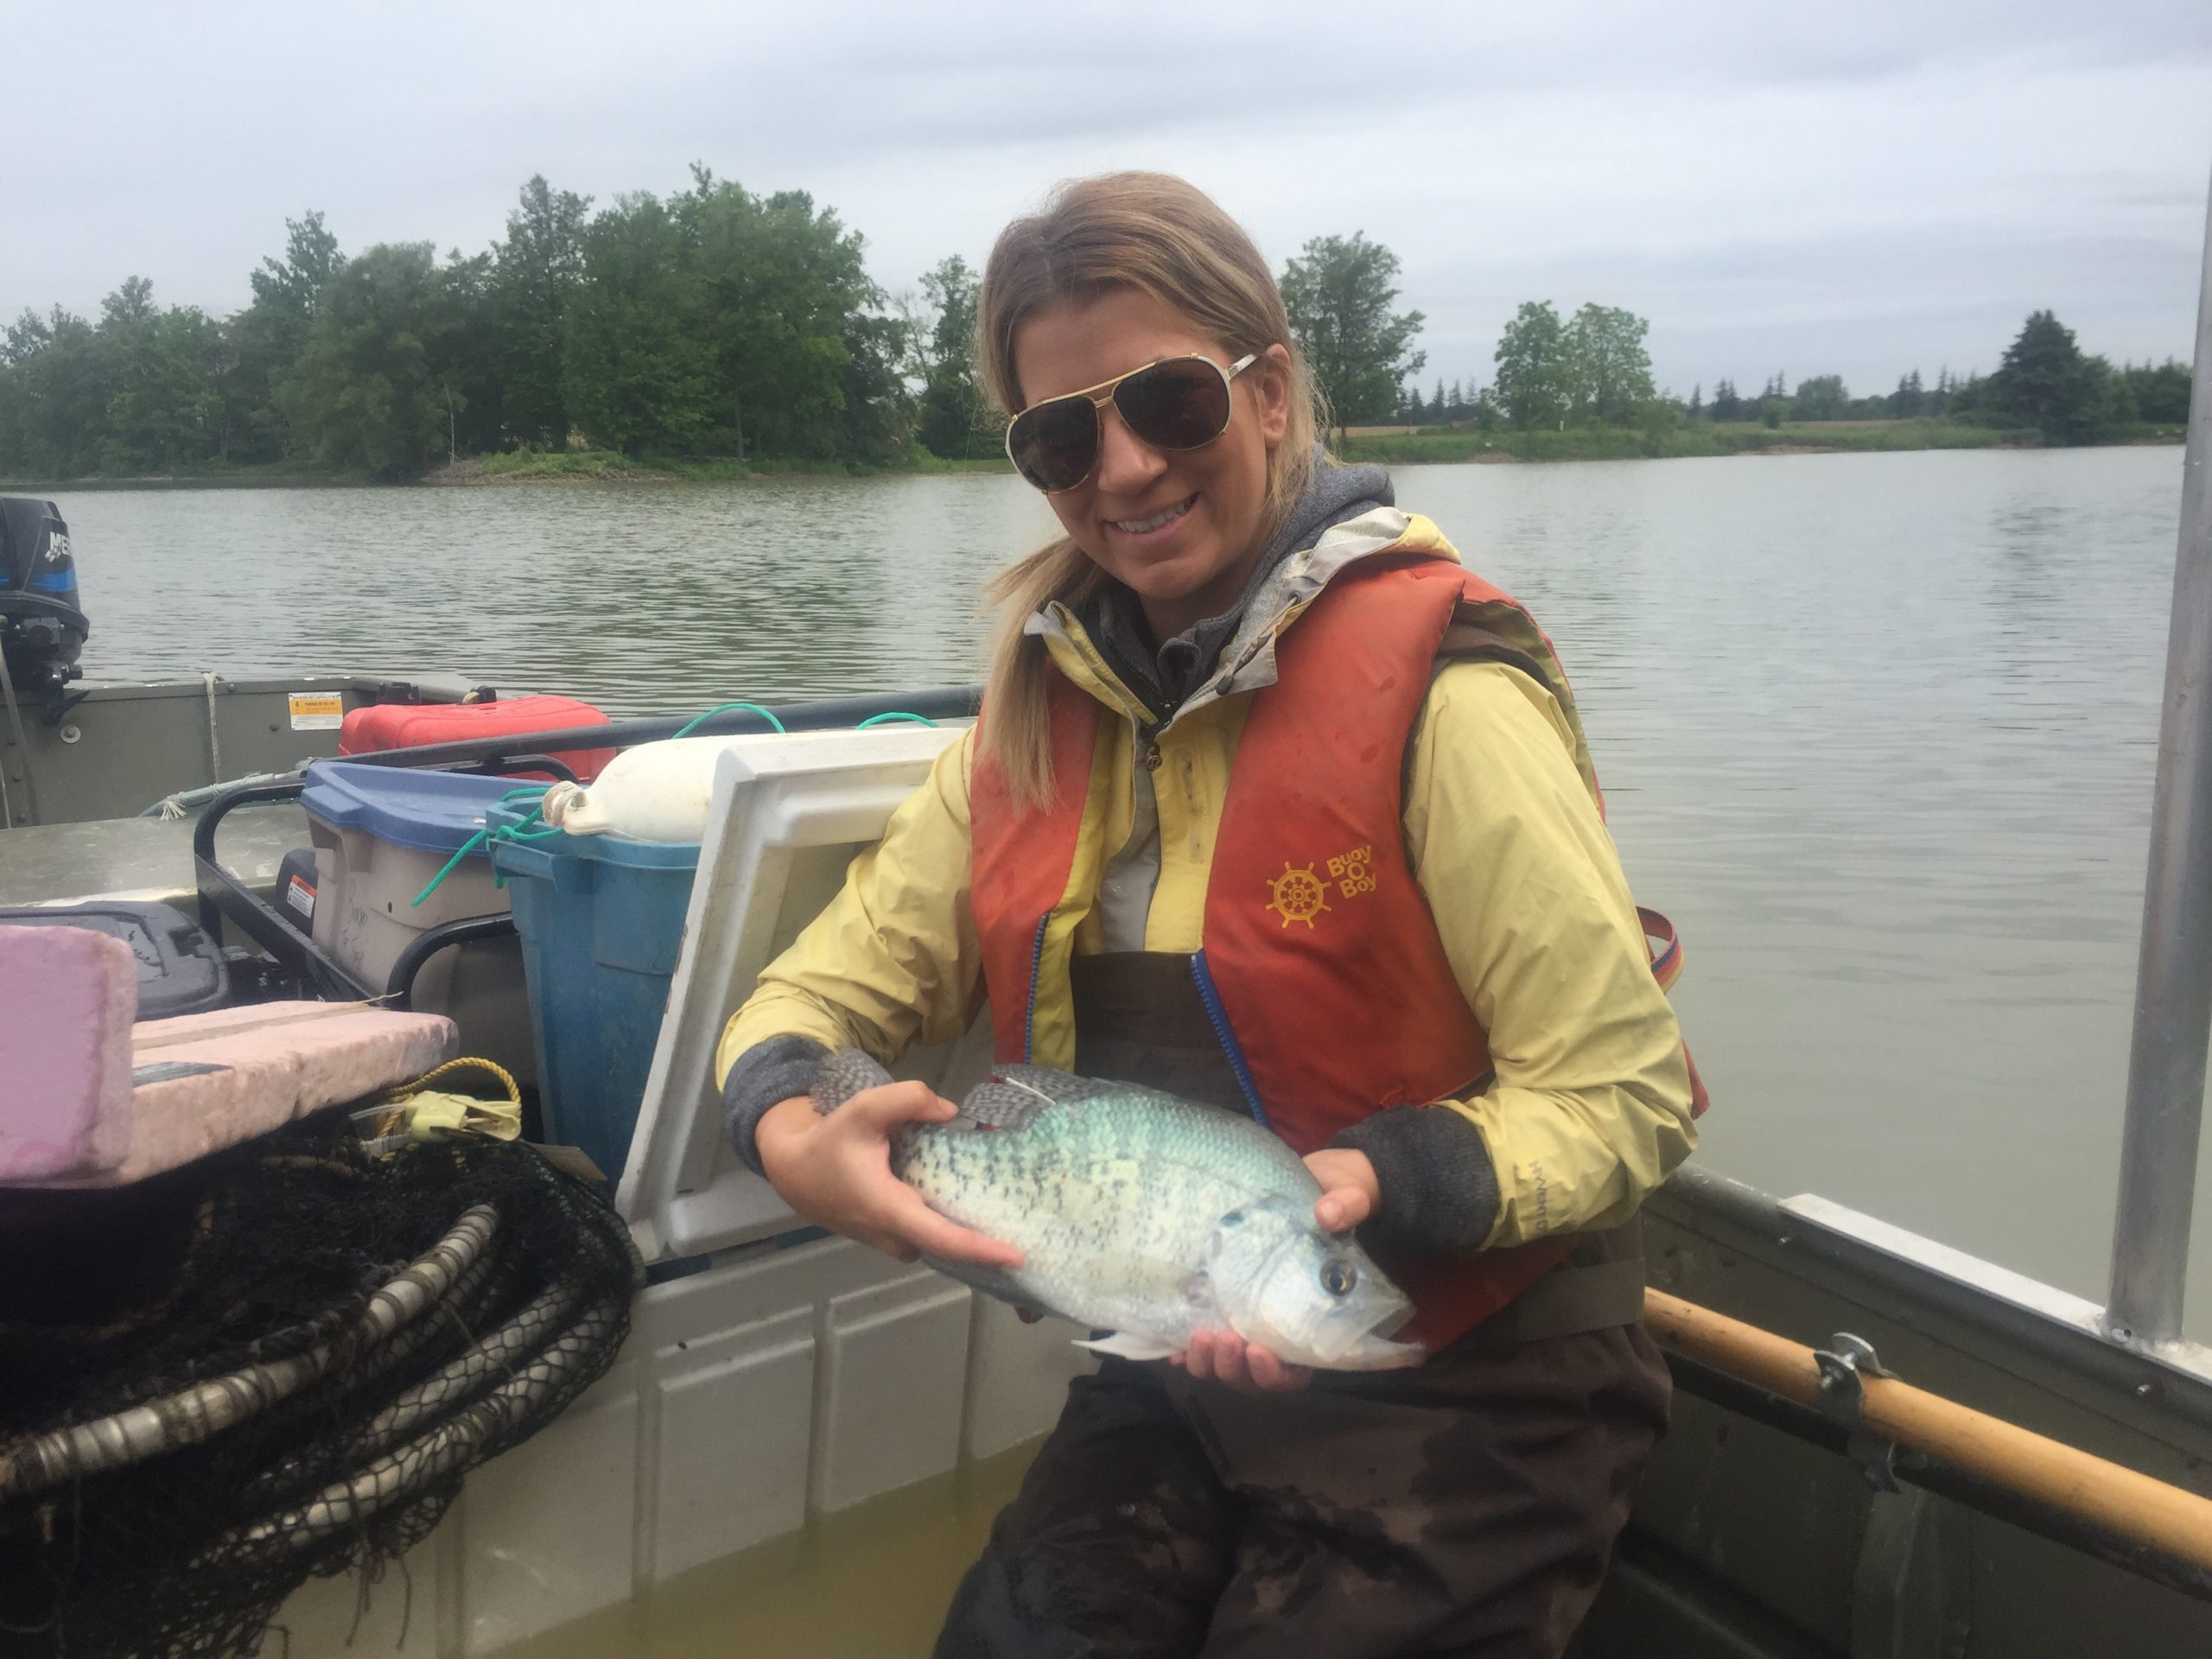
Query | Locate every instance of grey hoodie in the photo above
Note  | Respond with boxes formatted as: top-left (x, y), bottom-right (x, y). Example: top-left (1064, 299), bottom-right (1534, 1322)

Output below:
top-left (1079, 450), bottom-right (1394, 718)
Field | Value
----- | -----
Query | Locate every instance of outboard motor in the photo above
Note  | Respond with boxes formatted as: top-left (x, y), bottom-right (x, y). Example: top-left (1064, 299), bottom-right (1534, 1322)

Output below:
top-left (0, 496), bottom-right (89, 705)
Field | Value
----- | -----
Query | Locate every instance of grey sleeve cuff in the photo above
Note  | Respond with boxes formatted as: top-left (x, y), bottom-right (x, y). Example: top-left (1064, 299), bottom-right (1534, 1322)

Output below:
top-left (722, 1034), bottom-right (831, 1175)
top-left (1330, 1105), bottom-right (1503, 1255)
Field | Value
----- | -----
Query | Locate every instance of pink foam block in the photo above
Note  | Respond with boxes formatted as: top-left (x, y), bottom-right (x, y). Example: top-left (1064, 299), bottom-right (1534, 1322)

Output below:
top-left (15, 1001), bottom-right (458, 1190)
top-left (0, 925), bottom-right (139, 1180)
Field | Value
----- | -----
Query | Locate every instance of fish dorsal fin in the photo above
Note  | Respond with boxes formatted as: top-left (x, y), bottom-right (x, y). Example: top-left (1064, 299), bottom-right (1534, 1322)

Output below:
top-left (812, 1046), bottom-right (895, 1114)
top-left (955, 1071), bottom-right (1058, 1128)
top-left (967, 1065), bottom-right (1205, 1124)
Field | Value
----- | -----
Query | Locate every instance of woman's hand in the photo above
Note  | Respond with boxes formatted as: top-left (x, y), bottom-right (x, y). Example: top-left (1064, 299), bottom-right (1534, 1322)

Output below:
top-left (1172, 1147), bottom-right (1382, 1395)
top-left (1176, 1328), bottom-right (1312, 1393)
top-left (754, 1085), bottom-right (1024, 1270)
top-left (1305, 1147), bottom-right (1382, 1235)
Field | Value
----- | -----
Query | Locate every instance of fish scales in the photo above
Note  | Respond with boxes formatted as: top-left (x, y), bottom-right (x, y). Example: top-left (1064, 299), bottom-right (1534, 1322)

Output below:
top-left (895, 1093), bottom-right (1322, 1338)
top-left (819, 1050), bottom-right (1422, 1370)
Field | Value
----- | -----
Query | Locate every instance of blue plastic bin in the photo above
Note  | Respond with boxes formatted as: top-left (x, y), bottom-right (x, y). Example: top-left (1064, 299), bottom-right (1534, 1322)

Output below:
top-left (487, 802), bottom-right (702, 1182)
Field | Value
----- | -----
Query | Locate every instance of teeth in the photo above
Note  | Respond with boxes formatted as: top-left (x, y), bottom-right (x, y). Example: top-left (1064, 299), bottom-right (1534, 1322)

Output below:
top-left (1112, 498), bottom-right (1192, 535)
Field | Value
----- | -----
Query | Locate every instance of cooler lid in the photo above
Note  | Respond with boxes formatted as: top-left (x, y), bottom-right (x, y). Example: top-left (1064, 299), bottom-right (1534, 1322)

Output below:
top-left (301, 760), bottom-right (522, 855)
top-left (620, 721), bottom-right (992, 1263)
top-left (0, 901), bottom-right (227, 1021)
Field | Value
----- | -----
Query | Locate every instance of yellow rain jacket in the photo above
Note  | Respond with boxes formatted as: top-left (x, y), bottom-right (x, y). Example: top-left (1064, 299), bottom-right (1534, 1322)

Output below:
top-left (718, 509), bottom-right (1695, 1249)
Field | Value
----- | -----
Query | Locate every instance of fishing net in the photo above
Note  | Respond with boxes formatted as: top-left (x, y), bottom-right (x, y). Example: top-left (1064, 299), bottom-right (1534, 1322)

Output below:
top-left (0, 1119), bottom-right (644, 1659)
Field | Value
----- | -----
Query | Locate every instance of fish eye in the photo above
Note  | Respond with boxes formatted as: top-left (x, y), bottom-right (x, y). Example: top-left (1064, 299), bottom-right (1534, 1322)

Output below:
top-left (1320, 1259), bottom-right (1357, 1297)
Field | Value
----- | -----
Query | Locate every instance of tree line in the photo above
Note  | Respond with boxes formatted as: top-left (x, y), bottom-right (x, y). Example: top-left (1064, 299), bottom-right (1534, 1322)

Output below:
top-left (1687, 327), bottom-right (2190, 440)
top-left (0, 181), bottom-right (2192, 482)
top-left (0, 171), bottom-right (912, 480)
top-left (1388, 303), bottom-right (2189, 444)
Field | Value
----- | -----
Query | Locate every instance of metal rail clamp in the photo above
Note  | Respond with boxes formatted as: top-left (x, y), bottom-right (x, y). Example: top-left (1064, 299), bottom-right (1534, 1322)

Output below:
top-left (1814, 1332), bottom-right (1902, 1492)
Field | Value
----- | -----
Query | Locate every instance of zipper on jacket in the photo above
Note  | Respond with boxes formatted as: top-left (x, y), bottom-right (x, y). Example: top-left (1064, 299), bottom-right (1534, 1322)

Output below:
top-left (1189, 950), bottom-right (1271, 1130)
top-left (1135, 716), bottom-right (1164, 772)
top-left (1022, 912), bottom-right (1050, 1064)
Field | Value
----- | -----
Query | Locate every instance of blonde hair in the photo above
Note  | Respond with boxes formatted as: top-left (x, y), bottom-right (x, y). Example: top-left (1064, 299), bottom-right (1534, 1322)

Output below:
top-left (976, 172), bottom-right (1323, 812)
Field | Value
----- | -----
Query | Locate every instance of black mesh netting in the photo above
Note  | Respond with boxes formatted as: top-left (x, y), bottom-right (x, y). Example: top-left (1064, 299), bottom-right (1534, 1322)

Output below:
top-left (0, 1118), bottom-right (644, 1659)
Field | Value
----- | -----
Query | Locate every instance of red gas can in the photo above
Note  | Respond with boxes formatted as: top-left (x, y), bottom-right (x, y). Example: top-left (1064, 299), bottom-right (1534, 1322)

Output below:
top-left (339, 696), bottom-right (617, 783)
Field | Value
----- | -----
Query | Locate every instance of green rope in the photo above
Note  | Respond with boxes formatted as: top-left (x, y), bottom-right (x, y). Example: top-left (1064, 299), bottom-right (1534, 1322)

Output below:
top-left (671, 701), bottom-right (787, 739)
top-left (410, 785), bottom-right (552, 908)
top-left (410, 709), bottom-right (934, 910)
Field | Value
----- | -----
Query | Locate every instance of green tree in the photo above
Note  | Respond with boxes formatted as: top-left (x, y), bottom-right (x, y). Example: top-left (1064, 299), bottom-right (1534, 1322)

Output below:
top-left (562, 193), bottom-right (714, 456)
top-left (99, 290), bottom-right (226, 470)
top-left (833, 307), bottom-right (913, 466)
top-left (1560, 303), bottom-right (1655, 425)
top-left (913, 254), bottom-right (988, 459)
top-left (2118, 359), bottom-right (2191, 425)
top-left (1280, 232), bottom-right (1426, 438)
top-left (678, 170), bottom-right (886, 461)
top-left (276, 242), bottom-right (453, 479)
top-left (232, 212), bottom-right (343, 459)
top-left (0, 308), bottom-right (104, 474)
top-left (1493, 301), bottom-right (1568, 430)
top-left (1987, 311), bottom-right (2113, 442)
top-left (493, 175), bottom-right (592, 448)
top-left (1792, 373), bottom-right (1849, 421)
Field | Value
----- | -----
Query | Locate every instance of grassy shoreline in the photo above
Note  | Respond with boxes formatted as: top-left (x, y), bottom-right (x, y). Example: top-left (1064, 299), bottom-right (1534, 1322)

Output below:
top-left (1337, 418), bottom-right (2185, 466)
top-left (3, 421), bottom-right (2183, 493)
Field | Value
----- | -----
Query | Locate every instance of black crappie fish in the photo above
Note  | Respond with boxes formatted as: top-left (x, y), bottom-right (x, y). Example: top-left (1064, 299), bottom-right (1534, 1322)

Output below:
top-left (813, 1050), bottom-right (1424, 1371)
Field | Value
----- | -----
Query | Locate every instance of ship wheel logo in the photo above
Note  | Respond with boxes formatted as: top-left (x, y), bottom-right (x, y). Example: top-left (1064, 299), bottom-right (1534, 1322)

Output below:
top-left (1266, 862), bottom-right (1332, 928)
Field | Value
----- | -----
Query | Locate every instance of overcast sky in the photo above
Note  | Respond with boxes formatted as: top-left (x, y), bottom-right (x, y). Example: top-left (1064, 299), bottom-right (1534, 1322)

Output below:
top-left (7, 1), bottom-right (2209, 398)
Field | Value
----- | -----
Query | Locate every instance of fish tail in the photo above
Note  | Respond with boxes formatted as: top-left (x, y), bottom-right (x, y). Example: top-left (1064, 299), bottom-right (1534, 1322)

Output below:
top-left (812, 1046), bottom-right (896, 1115)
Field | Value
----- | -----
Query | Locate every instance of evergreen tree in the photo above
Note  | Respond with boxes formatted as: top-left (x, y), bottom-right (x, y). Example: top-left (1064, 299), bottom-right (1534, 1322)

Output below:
top-left (1889, 369), bottom-right (1923, 419)
top-left (1987, 310), bottom-right (2113, 442)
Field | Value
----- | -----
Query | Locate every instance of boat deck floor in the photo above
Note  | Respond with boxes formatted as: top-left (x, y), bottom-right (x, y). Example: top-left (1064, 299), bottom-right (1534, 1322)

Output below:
top-left (0, 808), bottom-right (307, 911)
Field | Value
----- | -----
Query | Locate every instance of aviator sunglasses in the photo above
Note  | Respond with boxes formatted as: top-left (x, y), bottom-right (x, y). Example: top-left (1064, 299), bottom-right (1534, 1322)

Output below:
top-left (1005, 353), bottom-right (1259, 493)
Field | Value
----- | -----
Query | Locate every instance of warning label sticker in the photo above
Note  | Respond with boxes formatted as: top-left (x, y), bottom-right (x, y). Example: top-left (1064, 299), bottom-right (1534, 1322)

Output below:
top-left (289, 692), bottom-right (344, 731)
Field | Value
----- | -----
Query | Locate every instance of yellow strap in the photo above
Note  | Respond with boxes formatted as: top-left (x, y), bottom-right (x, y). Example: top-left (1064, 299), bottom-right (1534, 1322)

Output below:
top-left (359, 1057), bottom-right (524, 1144)
top-left (397, 1057), bottom-right (522, 1103)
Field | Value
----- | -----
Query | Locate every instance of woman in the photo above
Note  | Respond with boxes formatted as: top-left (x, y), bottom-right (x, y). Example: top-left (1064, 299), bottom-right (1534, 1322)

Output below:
top-left (716, 172), bottom-right (1699, 1657)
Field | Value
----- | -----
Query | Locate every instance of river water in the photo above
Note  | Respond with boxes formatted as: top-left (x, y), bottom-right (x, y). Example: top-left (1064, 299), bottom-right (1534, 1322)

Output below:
top-left (48, 448), bottom-right (2209, 1338)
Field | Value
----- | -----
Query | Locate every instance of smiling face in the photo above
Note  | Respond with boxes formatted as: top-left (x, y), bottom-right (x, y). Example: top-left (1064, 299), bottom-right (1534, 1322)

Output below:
top-left (1012, 287), bottom-right (1293, 643)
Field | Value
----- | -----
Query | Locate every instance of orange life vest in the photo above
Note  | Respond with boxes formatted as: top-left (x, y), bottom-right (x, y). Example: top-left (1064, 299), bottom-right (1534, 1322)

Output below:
top-left (970, 555), bottom-right (1694, 1350)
